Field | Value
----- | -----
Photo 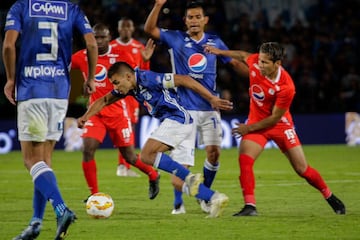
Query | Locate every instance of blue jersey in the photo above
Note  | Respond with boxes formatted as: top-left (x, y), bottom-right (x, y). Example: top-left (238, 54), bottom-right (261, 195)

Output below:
top-left (112, 69), bottom-right (192, 124)
top-left (160, 29), bottom-right (231, 111)
top-left (4, 0), bottom-right (93, 101)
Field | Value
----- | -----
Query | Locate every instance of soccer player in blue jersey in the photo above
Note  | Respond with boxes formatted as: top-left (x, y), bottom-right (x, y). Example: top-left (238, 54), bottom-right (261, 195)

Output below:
top-left (144, 0), bottom-right (248, 214)
top-left (2, 0), bottom-right (98, 239)
top-left (77, 60), bottom-right (233, 218)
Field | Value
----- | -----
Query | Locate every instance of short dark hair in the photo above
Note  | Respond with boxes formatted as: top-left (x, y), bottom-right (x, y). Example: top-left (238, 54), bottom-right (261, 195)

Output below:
top-left (259, 42), bottom-right (285, 62)
top-left (185, 1), bottom-right (206, 15)
top-left (108, 61), bottom-right (134, 78)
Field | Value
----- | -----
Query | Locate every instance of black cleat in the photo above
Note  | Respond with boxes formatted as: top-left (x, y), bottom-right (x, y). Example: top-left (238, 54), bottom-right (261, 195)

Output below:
top-left (54, 208), bottom-right (77, 240)
top-left (149, 173), bottom-right (160, 200)
top-left (233, 204), bottom-right (258, 216)
top-left (326, 194), bottom-right (346, 214)
top-left (13, 221), bottom-right (41, 240)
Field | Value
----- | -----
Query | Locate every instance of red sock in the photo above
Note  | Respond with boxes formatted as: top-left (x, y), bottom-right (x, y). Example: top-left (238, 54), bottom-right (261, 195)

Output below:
top-left (301, 166), bottom-right (332, 198)
top-left (82, 160), bottom-right (98, 194)
top-left (133, 155), bottom-right (158, 181)
top-left (239, 154), bottom-right (256, 205)
top-left (118, 152), bottom-right (131, 169)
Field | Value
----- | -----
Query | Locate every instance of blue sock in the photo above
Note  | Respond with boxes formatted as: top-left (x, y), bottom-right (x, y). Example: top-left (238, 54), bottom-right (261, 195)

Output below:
top-left (154, 153), bottom-right (190, 180)
top-left (195, 184), bottom-right (214, 202)
top-left (30, 161), bottom-right (67, 218)
top-left (174, 189), bottom-right (183, 207)
top-left (31, 187), bottom-right (47, 223)
top-left (203, 159), bottom-right (219, 188)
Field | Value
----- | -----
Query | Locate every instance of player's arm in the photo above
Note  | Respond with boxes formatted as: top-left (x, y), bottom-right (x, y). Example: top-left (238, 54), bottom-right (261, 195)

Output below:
top-left (2, 29), bottom-right (19, 105)
top-left (77, 91), bottom-right (120, 128)
top-left (228, 58), bottom-right (249, 78)
top-left (169, 74), bottom-right (233, 111)
top-left (204, 45), bottom-right (252, 63)
top-left (232, 106), bottom-right (287, 138)
top-left (144, 0), bottom-right (167, 40)
top-left (83, 32), bottom-right (98, 95)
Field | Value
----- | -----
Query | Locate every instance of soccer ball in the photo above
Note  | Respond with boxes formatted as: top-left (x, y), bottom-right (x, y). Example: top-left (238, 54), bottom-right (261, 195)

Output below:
top-left (86, 192), bottom-right (115, 218)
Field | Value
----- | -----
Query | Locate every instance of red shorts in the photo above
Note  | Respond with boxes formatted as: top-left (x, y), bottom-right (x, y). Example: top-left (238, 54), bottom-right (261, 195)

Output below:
top-left (82, 114), bottom-right (134, 147)
top-left (125, 95), bottom-right (139, 124)
top-left (242, 123), bottom-right (301, 152)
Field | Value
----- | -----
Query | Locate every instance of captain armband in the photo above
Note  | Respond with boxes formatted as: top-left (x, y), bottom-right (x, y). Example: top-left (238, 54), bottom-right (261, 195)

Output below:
top-left (162, 73), bottom-right (175, 89)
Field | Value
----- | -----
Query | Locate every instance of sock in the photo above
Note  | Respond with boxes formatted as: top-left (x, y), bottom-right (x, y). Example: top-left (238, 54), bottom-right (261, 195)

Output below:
top-left (174, 189), bottom-right (183, 207)
top-left (82, 160), bottom-right (98, 194)
top-left (301, 166), bottom-right (332, 198)
top-left (195, 184), bottom-right (214, 201)
top-left (239, 154), bottom-right (256, 205)
top-left (31, 187), bottom-right (47, 223)
top-left (30, 161), bottom-right (67, 217)
top-left (133, 155), bottom-right (158, 181)
top-left (203, 159), bottom-right (219, 188)
top-left (118, 152), bottom-right (130, 169)
top-left (153, 152), bottom-right (190, 180)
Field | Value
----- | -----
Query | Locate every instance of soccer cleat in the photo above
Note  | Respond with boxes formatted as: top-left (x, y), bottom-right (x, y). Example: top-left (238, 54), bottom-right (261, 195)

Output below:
top-left (149, 173), bottom-right (160, 200)
top-left (207, 192), bottom-right (229, 218)
top-left (199, 200), bottom-right (211, 213)
top-left (233, 204), bottom-right (258, 216)
top-left (326, 194), bottom-right (346, 214)
top-left (54, 208), bottom-right (77, 240)
top-left (185, 173), bottom-right (203, 197)
top-left (171, 203), bottom-right (186, 215)
top-left (116, 164), bottom-right (128, 177)
top-left (13, 221), bottom-right (41, 240)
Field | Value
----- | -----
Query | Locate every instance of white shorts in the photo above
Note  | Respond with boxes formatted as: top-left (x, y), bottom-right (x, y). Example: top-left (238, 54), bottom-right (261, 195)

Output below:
top-left (189, 110), bottom-right (223, 146)
top-left (17, 98), bottom-right (68, 142)
top-left (149, 118), bottom-right (195, 166)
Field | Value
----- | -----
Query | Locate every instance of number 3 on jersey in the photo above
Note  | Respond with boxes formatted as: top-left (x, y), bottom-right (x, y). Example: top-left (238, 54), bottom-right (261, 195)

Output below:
top-left (36, 21), bottom-right (58, 61)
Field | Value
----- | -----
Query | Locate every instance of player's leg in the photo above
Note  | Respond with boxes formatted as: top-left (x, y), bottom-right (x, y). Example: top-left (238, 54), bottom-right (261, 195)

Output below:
top-left (285, 145), bottom-right (346, 214)
top-left (116, 152), bottom-right (132, 176)
top-left (233, 133), bottom-right (266, 217)
top-left (119, 145), bottom-right (160, 199)
top-left (81, 115), bottom-right (106, 195)
top-left (141, 119), bottom-right (228, 217)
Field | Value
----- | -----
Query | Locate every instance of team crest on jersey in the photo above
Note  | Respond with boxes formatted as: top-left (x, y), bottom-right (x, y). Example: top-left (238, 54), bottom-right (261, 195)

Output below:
top-left (251, 84), bottom-right (265, 101)
top-left (188, 53), bottom-right (207, 73)
top-left (95, 64), bottom-right (107, 82)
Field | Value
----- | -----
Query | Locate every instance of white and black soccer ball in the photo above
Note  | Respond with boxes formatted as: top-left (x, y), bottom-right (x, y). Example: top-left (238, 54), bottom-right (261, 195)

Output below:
top-left (86, 192), bottom-right (114, 218)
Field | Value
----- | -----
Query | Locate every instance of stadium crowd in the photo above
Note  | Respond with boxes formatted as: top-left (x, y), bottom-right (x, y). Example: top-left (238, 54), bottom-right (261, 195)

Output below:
top-left (1, 0), bottom-right (359, 117)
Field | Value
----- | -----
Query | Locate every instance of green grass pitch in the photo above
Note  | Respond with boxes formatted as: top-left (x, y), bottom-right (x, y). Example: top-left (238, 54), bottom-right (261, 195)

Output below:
top-left (0, 145), bottom-right (359, 239)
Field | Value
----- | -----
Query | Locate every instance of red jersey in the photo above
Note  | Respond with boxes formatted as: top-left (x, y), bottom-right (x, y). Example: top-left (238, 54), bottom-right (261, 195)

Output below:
top-left (246, 54), bottom-right (295, 126)
top-left (110, 38), bottom-right (150, 70)
top-left (71, 46), bottom-right (136, 118)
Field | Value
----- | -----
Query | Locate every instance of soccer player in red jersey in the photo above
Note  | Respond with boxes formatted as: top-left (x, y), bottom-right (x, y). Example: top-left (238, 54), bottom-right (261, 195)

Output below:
top-left (110, 17), bottom-right (151, 177)
top-left (72, 23), bottom-right (160, 200)
top-left (204, 42), bottom-right (346, 216)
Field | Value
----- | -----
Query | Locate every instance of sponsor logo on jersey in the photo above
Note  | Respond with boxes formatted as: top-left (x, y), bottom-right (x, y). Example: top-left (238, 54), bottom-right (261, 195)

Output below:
top-left (251, 84), bottom-right (265, 101)
top-left (24, 65), bottom-right (65, 78)
top-left (95, 64), bottom-right (107, 82)
top-left (30, 0), bottom-right (68, 20)
top-left (188, 53), bottom-right (207, 73)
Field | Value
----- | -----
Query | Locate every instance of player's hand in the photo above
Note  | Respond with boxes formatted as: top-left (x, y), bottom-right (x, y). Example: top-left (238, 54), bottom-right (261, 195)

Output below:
top-left (203, 45), bottom-right (221, 55)
top-left (141, 38), bottom-right (156, 62)
top-left (4, 80), bottom-right (16, 105)
top-left (83, 79), bottom-right (96, 96)
top-left (77, 116), bottom-right (87, 129)
top-left (232, 123), bottom-right (250, 138)
top-left (210, 97), bottom-right (233, 111)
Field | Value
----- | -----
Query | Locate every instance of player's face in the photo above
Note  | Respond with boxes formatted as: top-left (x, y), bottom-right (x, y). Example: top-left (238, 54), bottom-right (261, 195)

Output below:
top-left (258, 52), bottom-right (279, 79)
top-left (94, 29), bottom-right (111, 54)
top-left (184, 7), bottom-right (208, 35)
top-left (118, 20), bottom-right (134, 41)
top-left (110, 72), bottom-right (133, 95)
